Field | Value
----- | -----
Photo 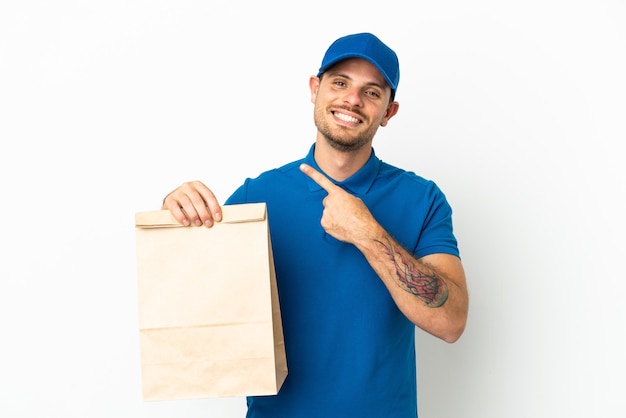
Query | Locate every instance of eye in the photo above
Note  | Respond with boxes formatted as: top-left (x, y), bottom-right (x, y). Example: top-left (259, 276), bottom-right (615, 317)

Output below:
top-left (365, 89), bottom-right (381, 98)
top-left (334, 80), bottom-right (346, 87)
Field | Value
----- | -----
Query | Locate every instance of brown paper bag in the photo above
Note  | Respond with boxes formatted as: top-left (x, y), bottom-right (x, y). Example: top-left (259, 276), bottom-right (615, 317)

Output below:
top-left (135, 202), bottom-right (287, 401)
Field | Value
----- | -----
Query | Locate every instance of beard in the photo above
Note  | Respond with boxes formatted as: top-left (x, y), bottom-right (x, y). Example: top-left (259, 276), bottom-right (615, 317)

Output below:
top-left (313, 104), bottom-right (376, 152)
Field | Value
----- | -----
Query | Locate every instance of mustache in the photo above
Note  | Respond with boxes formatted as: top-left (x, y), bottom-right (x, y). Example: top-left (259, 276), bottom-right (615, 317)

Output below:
top-left (330, 105), bottom-right (366, 121)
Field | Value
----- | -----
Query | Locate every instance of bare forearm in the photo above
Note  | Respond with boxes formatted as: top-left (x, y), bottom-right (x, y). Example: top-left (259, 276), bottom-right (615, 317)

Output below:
top-left (373, 237), bottom-right (449, 307)
top-left (355, 227), bottom-right (468, 342)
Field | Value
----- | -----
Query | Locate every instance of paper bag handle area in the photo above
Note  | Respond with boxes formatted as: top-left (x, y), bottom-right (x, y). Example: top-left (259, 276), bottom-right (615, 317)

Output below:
top-left (135, 202), bottom-right (267, 229)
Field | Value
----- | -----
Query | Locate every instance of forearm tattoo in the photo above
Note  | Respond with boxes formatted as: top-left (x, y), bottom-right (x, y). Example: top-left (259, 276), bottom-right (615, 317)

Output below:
top-left (376, 239), bottom-right (449, 307)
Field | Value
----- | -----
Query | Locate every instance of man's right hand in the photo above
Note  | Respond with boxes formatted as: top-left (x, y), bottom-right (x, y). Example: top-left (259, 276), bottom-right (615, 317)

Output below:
top-left (161, 181), bottom-right (222, 227)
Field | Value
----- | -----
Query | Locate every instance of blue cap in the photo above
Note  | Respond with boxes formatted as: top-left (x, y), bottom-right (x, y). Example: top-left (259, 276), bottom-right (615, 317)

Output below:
top-left (317, 33), bottom-right (400, 98)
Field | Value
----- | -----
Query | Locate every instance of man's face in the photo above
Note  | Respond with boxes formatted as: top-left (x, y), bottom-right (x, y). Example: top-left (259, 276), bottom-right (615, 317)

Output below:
top-left (310, 58), bottom-right (398, 152)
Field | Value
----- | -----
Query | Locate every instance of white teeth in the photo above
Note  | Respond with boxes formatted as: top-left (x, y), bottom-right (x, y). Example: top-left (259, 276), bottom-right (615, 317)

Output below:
top-left (335, 112), bottom-right (360, 123)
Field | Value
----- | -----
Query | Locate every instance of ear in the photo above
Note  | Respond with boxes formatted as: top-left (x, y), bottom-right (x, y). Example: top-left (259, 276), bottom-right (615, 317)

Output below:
top-left (309, 76), bottom-right (320, 104)
top-left (380, 101), bottom-right (400, 127)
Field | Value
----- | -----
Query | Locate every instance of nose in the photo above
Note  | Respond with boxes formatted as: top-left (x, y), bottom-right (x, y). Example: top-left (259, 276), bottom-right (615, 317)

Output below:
top-left (342, 87), bottom-right (363, 107)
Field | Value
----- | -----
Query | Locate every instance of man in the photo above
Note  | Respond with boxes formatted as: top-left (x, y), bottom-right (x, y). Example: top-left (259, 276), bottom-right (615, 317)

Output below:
top-left (162, 32), bottom-right (469, 418)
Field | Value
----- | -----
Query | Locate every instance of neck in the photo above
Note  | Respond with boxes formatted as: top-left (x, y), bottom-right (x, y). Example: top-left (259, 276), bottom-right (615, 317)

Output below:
top-left (313, 136), bottom-right (372, 182)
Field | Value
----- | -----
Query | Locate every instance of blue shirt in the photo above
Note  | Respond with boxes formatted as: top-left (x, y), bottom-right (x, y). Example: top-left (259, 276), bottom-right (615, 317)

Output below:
top-left (226, 144), bottom-right (459, 418)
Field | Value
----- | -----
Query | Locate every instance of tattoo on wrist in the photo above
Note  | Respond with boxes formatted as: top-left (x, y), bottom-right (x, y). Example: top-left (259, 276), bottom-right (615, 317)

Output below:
top-left (376, 239), bottom-right (449, 307)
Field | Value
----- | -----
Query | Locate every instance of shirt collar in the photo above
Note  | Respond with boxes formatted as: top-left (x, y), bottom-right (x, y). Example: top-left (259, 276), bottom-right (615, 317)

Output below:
top-left (303, 144), bottom-right (381, 195)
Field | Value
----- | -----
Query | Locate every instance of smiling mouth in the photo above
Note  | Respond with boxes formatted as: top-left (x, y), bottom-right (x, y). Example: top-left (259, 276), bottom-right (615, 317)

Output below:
top-left (333, 111), bottom-right (361, 124)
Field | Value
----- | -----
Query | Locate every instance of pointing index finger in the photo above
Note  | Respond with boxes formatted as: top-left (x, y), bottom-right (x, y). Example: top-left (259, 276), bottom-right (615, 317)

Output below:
top-left (300, 163), bottom-right (337, 193)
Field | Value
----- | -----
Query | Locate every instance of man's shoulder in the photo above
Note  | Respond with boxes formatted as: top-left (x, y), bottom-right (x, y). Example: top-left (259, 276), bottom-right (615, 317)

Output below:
top-left (251, 158), bottom-right (304, 182)
top-left (378, 160), bottom-right (439, 190)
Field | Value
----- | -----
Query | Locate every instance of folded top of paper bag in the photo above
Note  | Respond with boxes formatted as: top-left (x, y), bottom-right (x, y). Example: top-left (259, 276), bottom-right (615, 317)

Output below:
top-left (135, 202), bottom-right (267, 228)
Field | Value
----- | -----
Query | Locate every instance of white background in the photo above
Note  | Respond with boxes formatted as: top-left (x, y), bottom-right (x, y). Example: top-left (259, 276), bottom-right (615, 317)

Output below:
top-left (1, 1), bottom-right (625, 417)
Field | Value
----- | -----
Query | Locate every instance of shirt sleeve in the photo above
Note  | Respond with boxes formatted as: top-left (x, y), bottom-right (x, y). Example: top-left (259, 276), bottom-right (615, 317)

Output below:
top-left (414, 182), bottom-right (460, 259)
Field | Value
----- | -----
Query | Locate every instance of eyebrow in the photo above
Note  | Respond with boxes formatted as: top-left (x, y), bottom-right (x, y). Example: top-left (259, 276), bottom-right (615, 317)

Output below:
top-left (326, 70), bottom-right (388, 91)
